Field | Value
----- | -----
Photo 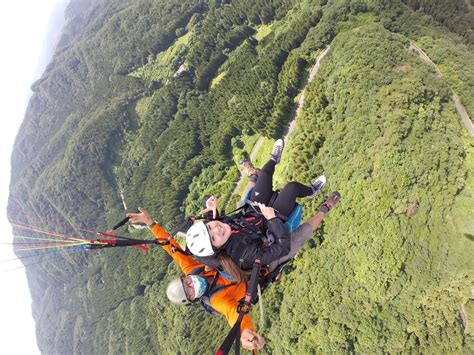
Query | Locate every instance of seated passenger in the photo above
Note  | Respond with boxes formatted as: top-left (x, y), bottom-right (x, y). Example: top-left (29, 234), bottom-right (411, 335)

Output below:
top-left (186, 139), bottom-right (340, 282)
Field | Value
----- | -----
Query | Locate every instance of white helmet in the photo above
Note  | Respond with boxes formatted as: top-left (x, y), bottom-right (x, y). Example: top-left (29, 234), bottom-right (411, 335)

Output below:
top-left (186, 220), bottom-right (214, 257)
top-left (166, 278), bottom-right (190, 306)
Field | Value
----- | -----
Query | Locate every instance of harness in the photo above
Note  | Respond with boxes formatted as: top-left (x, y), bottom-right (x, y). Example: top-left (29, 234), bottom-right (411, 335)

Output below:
top-left (241, 188), bottom-right (303, 233)
top-left (219, 212), bottom-right (274, 271)
top-left (104, 213), bottom-right (288, 355)
top-left (198, 272), bottom-right (236, 315)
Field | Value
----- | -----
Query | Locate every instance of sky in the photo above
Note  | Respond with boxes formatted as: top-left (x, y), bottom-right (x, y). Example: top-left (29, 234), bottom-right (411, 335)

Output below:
top-left (0, 1), bottom-right (68, 353)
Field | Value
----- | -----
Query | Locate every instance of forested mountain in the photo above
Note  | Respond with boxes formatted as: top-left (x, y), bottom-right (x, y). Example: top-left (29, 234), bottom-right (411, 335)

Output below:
top-left (8, 0), bottom-right (474, 353)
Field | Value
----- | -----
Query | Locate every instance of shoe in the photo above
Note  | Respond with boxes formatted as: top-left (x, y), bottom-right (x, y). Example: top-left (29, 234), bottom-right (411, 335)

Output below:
top-left (270, 139), bottom-right (284, 164)
top-left (308, 175), bottom-right (327, 199)
top-left (239, 160), bottom-right (259, 177)
top-left (319, 191), bottom-right (341, 214)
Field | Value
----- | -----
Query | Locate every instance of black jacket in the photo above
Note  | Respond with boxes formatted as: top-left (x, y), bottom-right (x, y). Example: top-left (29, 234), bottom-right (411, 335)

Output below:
top-left (196, 213), bottom-right (291, 271)
top-left (225, 216), bottom-right (290, 269)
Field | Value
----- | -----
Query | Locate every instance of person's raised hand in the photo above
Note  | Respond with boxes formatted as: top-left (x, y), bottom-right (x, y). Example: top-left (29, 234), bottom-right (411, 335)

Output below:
top-left (127, 207), bottom-right (154, 226)
top-left (199, 195), bottom-right (218, 219)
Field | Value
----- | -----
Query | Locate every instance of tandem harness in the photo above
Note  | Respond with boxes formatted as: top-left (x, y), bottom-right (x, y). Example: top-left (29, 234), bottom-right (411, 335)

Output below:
top-left (197, 272), bottom-right (237, 316)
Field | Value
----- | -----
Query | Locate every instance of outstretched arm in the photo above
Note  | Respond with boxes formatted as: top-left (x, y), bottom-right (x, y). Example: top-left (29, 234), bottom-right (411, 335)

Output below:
top-left (127, 208), bottom-right (204, 275)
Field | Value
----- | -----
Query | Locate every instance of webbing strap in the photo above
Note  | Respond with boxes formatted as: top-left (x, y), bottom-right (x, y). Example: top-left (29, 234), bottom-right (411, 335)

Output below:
top-left (215, 312), bottom-right (245, 355)
top-left (207, 273), bottom-right (220, 295)
top-left (89, 238), bottom-right (159, 249)
top-left (96, 216), bottom-right (196, 251)
top-left (224, 204), bottom-right (246, 217)
top-left (111, 216), bottom-right (130, 230)
top-left (215, 251), bottom-right (264, 355)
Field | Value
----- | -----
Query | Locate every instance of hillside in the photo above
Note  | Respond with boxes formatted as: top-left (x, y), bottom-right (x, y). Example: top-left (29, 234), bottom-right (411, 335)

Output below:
top-left (8, 0), bottom-right (474, 353)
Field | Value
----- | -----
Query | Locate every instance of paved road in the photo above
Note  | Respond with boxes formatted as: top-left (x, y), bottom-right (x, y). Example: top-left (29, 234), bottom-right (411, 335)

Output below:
top-left (250, 137), bottom-right (264, 161)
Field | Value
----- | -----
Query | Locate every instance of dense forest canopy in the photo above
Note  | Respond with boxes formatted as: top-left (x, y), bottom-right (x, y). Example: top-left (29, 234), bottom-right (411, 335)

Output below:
top-left (8, 0), bottom-right (474, 353)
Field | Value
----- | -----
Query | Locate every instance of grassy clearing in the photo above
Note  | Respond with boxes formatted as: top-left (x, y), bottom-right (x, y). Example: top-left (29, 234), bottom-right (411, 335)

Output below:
top-left (336, 12), bottom-right (376, 33)
top-left (254, 23), bottom-right (273, 41)
top-left (129, 31), bottom-right (192, 83)
top-left (210, 71), bottom-right (227, 88)
top-left (251, 138), bottom-right (274, 172)
top-left (134, 96), bottom-right (154, 121)
top-left (232, 134), bottom-right (260, 161)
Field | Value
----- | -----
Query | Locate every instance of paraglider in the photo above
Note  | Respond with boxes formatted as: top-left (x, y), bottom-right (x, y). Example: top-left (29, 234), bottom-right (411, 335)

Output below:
top-left (4, 138), bottom-right (340, 354)
top-left (125, 139), bottom-right (341, 354)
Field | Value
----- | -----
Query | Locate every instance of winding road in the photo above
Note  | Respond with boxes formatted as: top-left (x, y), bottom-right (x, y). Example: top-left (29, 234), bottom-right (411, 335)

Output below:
top-left (229, 41), bottom-right (474, 206)
top-left (409, 43), bottom-right (474, 136)
top-left (283, 46), bottom-right (331, 145)
top-left (229, 46), bottom-right (332, 202)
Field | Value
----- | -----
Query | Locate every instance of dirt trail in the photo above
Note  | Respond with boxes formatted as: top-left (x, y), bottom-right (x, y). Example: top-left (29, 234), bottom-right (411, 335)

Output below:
top-left (409, 43), bottom-right (474, 136)
top-left (452, 94), bottom-right (474, 136)
top-left (408, 43), bottom-right (441, 76)
top-left (250, 137), bottom-right (264, 161)
top-left (228, 46), bottom-right (332, 204)
top-left (283, 46), bottom-right (331, 145)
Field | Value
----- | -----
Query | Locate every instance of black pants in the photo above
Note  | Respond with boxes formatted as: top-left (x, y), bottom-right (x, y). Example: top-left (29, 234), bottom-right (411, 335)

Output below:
top-left (249, 160), bottom-right (312, 216)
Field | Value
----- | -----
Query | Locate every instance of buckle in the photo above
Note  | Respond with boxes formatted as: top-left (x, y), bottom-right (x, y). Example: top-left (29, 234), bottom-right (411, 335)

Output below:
top-left (238, 302), bottom-right (252, 314)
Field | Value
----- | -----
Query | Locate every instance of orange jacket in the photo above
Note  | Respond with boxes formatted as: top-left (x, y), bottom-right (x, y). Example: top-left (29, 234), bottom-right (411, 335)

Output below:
top-left (150, 224), bottom-right (255, 332)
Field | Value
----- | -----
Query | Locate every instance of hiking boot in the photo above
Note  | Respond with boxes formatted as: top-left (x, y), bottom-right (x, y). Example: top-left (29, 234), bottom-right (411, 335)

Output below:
top-left (308, 175), bottom-right (327, 199)
top-left (270, 139), bottom-right (284, 164)
top-left (239, 159), bottom-right (260, 177)
top-left (319, 191), bottom-right (341, 214)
